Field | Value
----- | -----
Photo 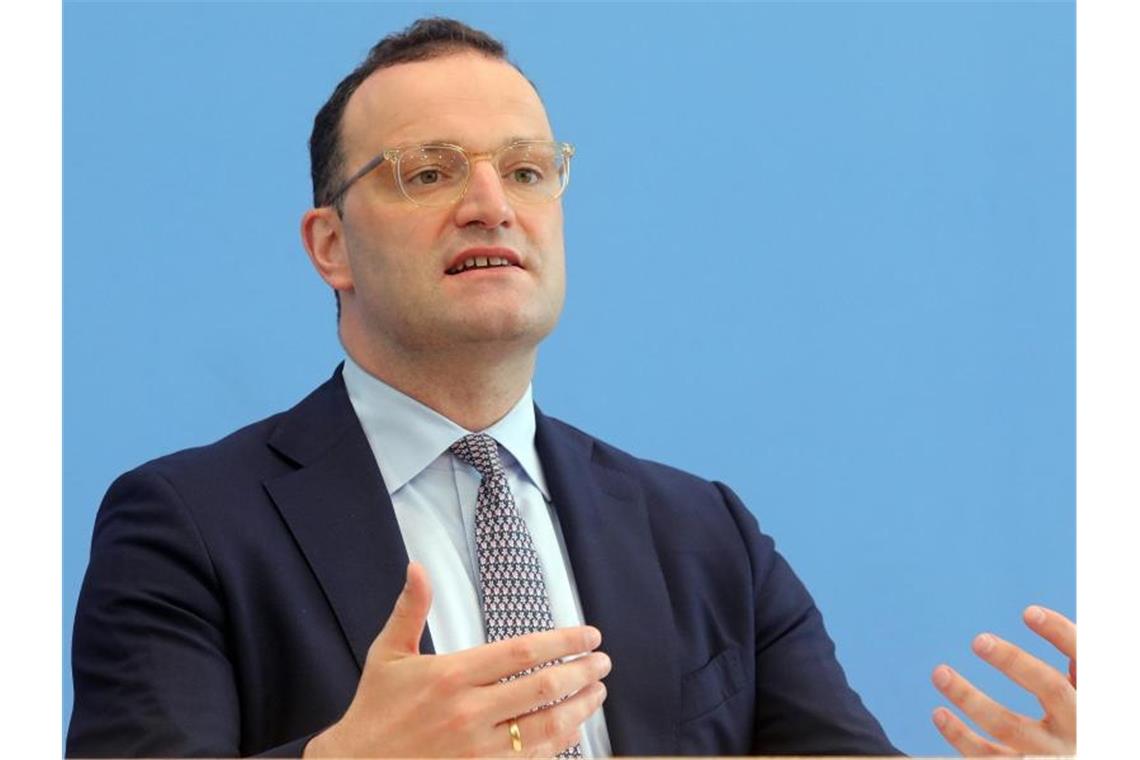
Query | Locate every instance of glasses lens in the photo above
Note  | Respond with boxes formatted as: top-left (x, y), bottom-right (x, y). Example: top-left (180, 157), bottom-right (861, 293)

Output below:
top-left (397, 146), bottom-right (468, 205)
top-left (498, 142), bottom-right (569, 202)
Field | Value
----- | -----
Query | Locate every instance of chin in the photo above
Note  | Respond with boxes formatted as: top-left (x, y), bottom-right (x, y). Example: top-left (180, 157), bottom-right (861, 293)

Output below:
top-left (455, 308), bottom-right (559, 347)
top-left (460, 298), bottom-right (556, 331)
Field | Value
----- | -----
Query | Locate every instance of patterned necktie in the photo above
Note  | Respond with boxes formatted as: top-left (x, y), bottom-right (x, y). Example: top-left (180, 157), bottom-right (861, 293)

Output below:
top-left (449, 432), bottom-right (583, 757)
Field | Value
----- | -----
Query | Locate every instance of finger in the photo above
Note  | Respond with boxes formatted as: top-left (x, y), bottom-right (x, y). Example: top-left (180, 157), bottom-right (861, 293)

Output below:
top-left (1068, 658), bottom-right (1076, 688)
top-left (931, 707), bottom-right (1017, 757)
top-left (370, 562), bottom-right (433, 659)
top-left (457, 626), bottom-right (603, 686)
top-left (497, 681), bottom-right (606, 759)
top-left (485, 650), bottom-right (612, 722)
top-left (971, 632), bottom-right (1076, 727)
top-left (931, 665), bottom-right (1048, 753)
top-left (1023, 605), bottom-right (1076, 662)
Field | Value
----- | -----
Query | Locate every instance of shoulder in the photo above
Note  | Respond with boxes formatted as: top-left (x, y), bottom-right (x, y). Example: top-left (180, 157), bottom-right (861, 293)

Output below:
top-left (142, 409), bottom-right (289, 479)
top-left (99, 370), bottom-right (352, 532)
top-left (124, 368), bottom-right (349, 485)
top-left (92, 409), bottom-right (291, 552)
top-left (539, 413), bottom-right (763, 545)
top-left (540, 414), bottom-right (735, 496)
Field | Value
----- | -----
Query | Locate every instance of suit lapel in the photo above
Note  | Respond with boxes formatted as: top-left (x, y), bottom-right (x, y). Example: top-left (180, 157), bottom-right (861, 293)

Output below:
top-left (536, 410), bottom-right (681, 757)
top-left (264, 368), bottom-right (434, 669)
top-left (259, 371), bottom-right (679, 752)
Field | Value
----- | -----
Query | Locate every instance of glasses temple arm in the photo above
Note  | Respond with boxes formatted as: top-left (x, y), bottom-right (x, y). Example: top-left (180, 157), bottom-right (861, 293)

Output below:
top-left (325, 153), bottom-right (390, 207)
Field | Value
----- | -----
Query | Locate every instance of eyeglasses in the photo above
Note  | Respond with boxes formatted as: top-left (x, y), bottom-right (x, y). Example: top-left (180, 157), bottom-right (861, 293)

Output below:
top-left (327, 140), bottom-right (575, 208)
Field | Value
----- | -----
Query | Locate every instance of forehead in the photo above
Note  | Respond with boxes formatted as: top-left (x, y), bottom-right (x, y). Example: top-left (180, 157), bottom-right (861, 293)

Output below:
top-left (341, 52), bottom-right (553, 161)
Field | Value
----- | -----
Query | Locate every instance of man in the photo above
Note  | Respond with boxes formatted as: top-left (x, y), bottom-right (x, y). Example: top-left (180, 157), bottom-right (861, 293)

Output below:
top-left (68, 18), bottom-right (1075, 758)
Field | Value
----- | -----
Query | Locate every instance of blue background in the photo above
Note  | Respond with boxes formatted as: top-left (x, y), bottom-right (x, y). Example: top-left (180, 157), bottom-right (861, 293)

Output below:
top-left (64, 2), bottom-right (1075, 754)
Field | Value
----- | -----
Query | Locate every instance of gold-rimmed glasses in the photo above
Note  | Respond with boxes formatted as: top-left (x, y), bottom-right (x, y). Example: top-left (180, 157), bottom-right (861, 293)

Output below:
top-left (326, 140), bottom-right (575, 208)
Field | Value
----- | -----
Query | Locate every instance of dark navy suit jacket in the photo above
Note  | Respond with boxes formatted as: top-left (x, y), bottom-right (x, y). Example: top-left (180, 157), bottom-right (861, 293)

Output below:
top-left (68, 367), bottom-right (899, 757)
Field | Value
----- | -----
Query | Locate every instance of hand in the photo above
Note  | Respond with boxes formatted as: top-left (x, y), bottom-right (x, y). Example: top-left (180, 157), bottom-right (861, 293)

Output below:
top-left (304, 562), bottom-right (611, 758)
top-left (931, 605), bottom-right (1076, 756)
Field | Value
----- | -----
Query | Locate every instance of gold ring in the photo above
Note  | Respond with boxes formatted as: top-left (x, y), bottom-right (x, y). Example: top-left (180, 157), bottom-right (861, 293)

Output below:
top-left (509, 720), bottom-right (523, 753)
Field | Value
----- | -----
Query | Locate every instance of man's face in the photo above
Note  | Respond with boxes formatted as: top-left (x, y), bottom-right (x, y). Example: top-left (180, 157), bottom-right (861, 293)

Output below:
top-left (333, 52), bottom-right (566, 358)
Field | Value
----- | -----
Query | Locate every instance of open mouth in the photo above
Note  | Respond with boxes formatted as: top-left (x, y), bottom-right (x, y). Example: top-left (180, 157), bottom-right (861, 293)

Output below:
top-left (445, 255), bottom-right (520, 275)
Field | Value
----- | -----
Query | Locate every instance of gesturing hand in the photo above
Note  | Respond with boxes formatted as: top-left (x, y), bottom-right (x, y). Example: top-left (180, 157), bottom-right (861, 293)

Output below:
top-left (931, 605), bottom-right (1076, 756)
top-left (304, 562), bottom-right (611, 758)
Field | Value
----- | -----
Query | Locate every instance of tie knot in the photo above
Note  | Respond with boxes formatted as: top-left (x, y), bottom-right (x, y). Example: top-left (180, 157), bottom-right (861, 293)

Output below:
top-left (449, 433), bottom-right (504, 477)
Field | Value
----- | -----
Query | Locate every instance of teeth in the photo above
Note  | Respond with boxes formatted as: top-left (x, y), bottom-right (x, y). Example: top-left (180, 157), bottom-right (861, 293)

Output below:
top-left (448, 255), bottom-right (514, 274)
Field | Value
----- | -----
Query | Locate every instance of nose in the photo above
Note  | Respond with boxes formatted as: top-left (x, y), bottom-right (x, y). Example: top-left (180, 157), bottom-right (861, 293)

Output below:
top-left (452, 159), bottom-right (516, 229)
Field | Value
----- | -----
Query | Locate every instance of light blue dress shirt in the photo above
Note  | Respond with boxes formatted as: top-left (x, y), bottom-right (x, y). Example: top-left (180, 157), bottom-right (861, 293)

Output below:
top-left (342, 356), bottom-right (613, 757)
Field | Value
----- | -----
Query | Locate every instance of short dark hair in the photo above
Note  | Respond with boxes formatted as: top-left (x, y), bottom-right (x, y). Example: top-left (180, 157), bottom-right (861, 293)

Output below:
top-left (309, 17), bottom-right (513, 212)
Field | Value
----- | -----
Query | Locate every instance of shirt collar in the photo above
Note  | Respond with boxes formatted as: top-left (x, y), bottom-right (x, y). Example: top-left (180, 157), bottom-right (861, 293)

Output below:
top-left (341, 355), bottom-right (550, 500)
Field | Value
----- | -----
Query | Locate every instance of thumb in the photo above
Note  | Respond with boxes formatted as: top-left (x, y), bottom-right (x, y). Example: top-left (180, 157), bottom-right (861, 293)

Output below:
top-left (372, 562), bottom-right (433, 660)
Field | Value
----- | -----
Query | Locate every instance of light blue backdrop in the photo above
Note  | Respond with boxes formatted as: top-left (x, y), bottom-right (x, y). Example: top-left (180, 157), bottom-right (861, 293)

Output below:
top-left (64, 2), bottom-right (1075, 755)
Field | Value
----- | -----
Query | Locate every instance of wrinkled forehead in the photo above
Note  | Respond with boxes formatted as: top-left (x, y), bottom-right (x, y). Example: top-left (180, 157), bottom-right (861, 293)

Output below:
top-left (340, 52), bottom-right (554, 165)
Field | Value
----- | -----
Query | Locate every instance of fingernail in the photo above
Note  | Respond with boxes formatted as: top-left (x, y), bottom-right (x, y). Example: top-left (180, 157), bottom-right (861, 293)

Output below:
top-left (586, 627), bottom-right (602, 648)
top-left (1026, 605), bottom-right (1047, 625)
top-left (972, 633), bottom-right (995, 655)
top-left (596, 682), bottom-right (607, 700)
top-left (932, 666), bottom-right (951, 689)
top-left (596, 652), bottom-right (612, 674)
top-left (932, 709), bottom-right (947, 728)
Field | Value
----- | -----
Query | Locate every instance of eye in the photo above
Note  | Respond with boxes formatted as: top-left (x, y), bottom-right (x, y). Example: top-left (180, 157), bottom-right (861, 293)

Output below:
top-left (406, 168), bottom-right (445, 186)
top-left (506, 166), bottom-right (543, 185)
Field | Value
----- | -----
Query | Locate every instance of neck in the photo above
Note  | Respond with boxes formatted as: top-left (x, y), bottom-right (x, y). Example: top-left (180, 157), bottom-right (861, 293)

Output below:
top-left (342, 332), bottom-right (537, 432)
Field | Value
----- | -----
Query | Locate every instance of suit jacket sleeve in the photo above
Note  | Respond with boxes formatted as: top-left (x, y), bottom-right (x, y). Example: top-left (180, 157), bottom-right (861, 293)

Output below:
top-left (715, 482), bottom-right (903, 756)
top-left (67, 467), bottom-right (317, 758)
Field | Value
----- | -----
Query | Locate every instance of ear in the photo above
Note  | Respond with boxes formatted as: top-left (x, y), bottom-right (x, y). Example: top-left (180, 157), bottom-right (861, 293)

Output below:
top-left (300, 207), bottom-right (354, 292)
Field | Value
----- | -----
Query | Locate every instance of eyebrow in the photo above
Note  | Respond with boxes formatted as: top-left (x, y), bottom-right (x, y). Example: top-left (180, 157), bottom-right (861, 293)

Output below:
top-left (395, 135), bottom-right (551, 149)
